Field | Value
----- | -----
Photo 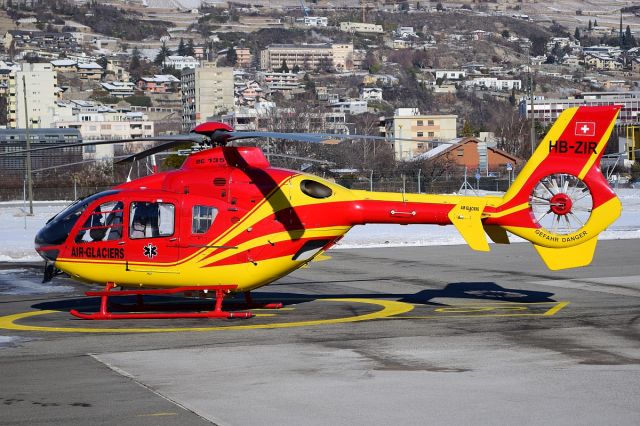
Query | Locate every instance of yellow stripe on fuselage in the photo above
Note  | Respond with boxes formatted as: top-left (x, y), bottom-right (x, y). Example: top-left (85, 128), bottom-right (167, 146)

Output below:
top-left (57, 225), bottom-right (352, 291)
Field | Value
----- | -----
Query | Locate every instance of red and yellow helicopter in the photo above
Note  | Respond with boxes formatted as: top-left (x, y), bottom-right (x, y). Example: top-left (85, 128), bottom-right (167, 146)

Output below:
top-left (9, 105), bottom-right (623, 319)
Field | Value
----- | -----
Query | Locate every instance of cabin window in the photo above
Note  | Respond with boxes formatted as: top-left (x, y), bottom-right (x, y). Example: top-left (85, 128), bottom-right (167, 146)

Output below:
top-left (129, 202), bottom-right (175, 239)
top-left (300, 180), bottom-right (333, 199)
top-left (192, 205), bottom-right (218, 234)
top-left (75, 201), bottom-right (124, 243)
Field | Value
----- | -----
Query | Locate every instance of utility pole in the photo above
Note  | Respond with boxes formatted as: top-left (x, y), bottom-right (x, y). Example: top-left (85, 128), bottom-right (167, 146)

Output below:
top-left (398, 123), bottom-right (403, 161)
top-left (22, 75), bottom-right (33, 215)
top-left (528, 49), bottom-right (536, 156)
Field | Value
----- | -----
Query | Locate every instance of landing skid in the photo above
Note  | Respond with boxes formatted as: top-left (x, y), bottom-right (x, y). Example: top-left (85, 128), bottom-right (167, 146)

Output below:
top-left (69, 283), bottom-right (279, 320)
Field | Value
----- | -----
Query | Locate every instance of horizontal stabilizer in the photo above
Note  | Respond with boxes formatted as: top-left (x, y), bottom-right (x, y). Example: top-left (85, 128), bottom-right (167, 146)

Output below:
top-left (448, 200), bottom-right (490, 251)
top-left (533, 237), bottom-right (598, 270)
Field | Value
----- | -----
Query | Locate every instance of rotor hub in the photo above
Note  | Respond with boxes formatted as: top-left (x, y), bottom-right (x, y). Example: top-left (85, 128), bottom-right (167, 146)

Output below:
top-left (549, 193), bottom-right (573, 216)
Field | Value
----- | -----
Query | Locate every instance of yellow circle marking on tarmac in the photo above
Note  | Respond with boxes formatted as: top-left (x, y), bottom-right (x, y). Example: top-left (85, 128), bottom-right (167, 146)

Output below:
top-left (434, 306), bottom-right (528, 314)
top-left (0, 298), bottom-right (414, 333)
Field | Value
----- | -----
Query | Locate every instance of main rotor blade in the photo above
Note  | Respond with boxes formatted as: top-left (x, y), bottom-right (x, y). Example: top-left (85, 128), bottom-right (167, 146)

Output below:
top-left (115, 140), bottom-right (194, 164)
top-left (266, 153), bottom-right (335, 165)
top-left (227, 131), bottom-right (329, 143)
top-left (227, 130), bottom-right (455, 146)
top-left (0, 134), bottom-right (201, 156)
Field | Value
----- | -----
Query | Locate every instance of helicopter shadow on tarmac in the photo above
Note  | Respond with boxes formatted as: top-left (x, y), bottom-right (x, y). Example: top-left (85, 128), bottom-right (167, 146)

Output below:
top-left (29, 281), bottom-right (555, 314)
top-left (255, 281), bottom-right (556, 306)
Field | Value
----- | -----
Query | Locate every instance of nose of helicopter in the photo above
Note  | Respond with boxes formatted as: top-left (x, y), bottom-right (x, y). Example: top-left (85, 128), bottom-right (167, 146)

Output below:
top-left (34, 223), bottom-right (65, 262)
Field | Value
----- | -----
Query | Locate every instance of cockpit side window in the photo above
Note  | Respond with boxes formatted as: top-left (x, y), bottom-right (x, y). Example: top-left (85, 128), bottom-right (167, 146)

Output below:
top-left (35, 190), bottom-right (120, 247)
top-left (129, 201), bottom-right (175, 239)
top-left (74, 201), bottom-right (124, 243)
top-left (192, 205), bottom-right (218, 234)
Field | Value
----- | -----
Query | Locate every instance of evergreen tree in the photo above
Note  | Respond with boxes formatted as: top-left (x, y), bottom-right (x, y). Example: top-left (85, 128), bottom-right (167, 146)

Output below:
top-left (588, 20), bottom-right (592, 31)
top-left (574, 27), bottom-right (581, 40)
top-left (186, 38), bottom-right (195, 56)
top-left (129, 46), bottom-right (141, 75)
top-left (154, 41), bottom-right (171, 66)
top-left (279, 59), bottom-right (289, 73)
top-left (594, 19), bottom-right (598, 27)
top-left (226, 47), bottom-right (237, 66)
top-left (462, 121), bottom-right (474, 137)
top-left (624, 25), bottom-right (636, 49)
top-left (177, 38), bottom-right (186, 56)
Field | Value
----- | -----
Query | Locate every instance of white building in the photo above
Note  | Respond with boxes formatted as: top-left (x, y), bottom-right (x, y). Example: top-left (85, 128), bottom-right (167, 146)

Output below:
top-left (397, 26), bottom-right (416, 38)
top-left (100, 81), bottom-right (136, 97)
top-left (464, 78), bottom-right (521, 91)
top-left (9, 63), bottom-right (58, 129)
top-left (53, 101), bottom-right (155, 159)
top-left (520, 91), bottom-right (640, 125)
top-left (303, 17), bottom-right (328, 27)
top-left (339, 22), bottom-right (384, 34)
top-left (329, 99), bottom-right (368, 115)
top-left (361, 87), bottom-right (383, 101)
top-left (165, 55), bottom-right (200, 70)
top-left (433, 70), bottom-right (466, 80)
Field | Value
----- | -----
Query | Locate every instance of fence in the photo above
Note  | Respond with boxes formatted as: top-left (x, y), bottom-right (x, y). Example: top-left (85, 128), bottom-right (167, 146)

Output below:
top-left (0, 182), bottom-right (115, 202)
top-left (0, 172), bottom-right (513, 202)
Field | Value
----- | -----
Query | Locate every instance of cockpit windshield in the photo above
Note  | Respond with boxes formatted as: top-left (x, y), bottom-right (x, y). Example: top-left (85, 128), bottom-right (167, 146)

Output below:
top-left (36, 190), bottom-right (120, 246)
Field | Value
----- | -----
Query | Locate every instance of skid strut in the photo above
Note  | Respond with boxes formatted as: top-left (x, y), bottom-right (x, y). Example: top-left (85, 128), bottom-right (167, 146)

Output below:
top-left (69, 282), bottom-right (253, 320)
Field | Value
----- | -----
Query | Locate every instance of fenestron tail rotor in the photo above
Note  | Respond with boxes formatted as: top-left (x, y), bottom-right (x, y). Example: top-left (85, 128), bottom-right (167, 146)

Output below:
top-left (529, 173), bottom-right (593, 236)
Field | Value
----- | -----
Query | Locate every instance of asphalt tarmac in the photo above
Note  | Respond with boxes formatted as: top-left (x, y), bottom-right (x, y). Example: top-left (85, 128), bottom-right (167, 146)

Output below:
top-left (1, 240), bottom-right (639, 425)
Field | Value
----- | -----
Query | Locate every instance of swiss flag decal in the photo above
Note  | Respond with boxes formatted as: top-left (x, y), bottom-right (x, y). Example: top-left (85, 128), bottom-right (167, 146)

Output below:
top-left (575, 122), bottom-right (596, 137)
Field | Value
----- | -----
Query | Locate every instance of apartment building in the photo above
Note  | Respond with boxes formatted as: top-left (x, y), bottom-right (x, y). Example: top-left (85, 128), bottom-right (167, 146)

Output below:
top-left (181, 62), bottom-right (234, 131)
top-left (464, 77), bottom-right (521, 91)
top-left (8, 62), bottom-right (58, 129)
top-left (54, 102), bottom-right (154, 160)
top-left (339, 22), bottom-right (384, 34)
top-left (383, 108), bottom-right (458, 160)
top-left (260, 43), bottom-right (354, 72)
top-left (520, 92), bottom-right (640, 125)
top-left (165, 55), bottom-right (200, 70)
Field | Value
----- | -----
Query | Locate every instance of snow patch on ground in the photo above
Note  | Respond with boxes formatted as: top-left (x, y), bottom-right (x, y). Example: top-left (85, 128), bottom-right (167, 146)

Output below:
top-left (0, 335), bottom-right (23, 349)
top-left (0, 268), bottom-right (75, 295)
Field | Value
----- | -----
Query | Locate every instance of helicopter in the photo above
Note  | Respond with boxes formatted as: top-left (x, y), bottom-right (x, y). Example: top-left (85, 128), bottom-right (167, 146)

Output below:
top-left (3, 105), bottom-right (622, 320)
